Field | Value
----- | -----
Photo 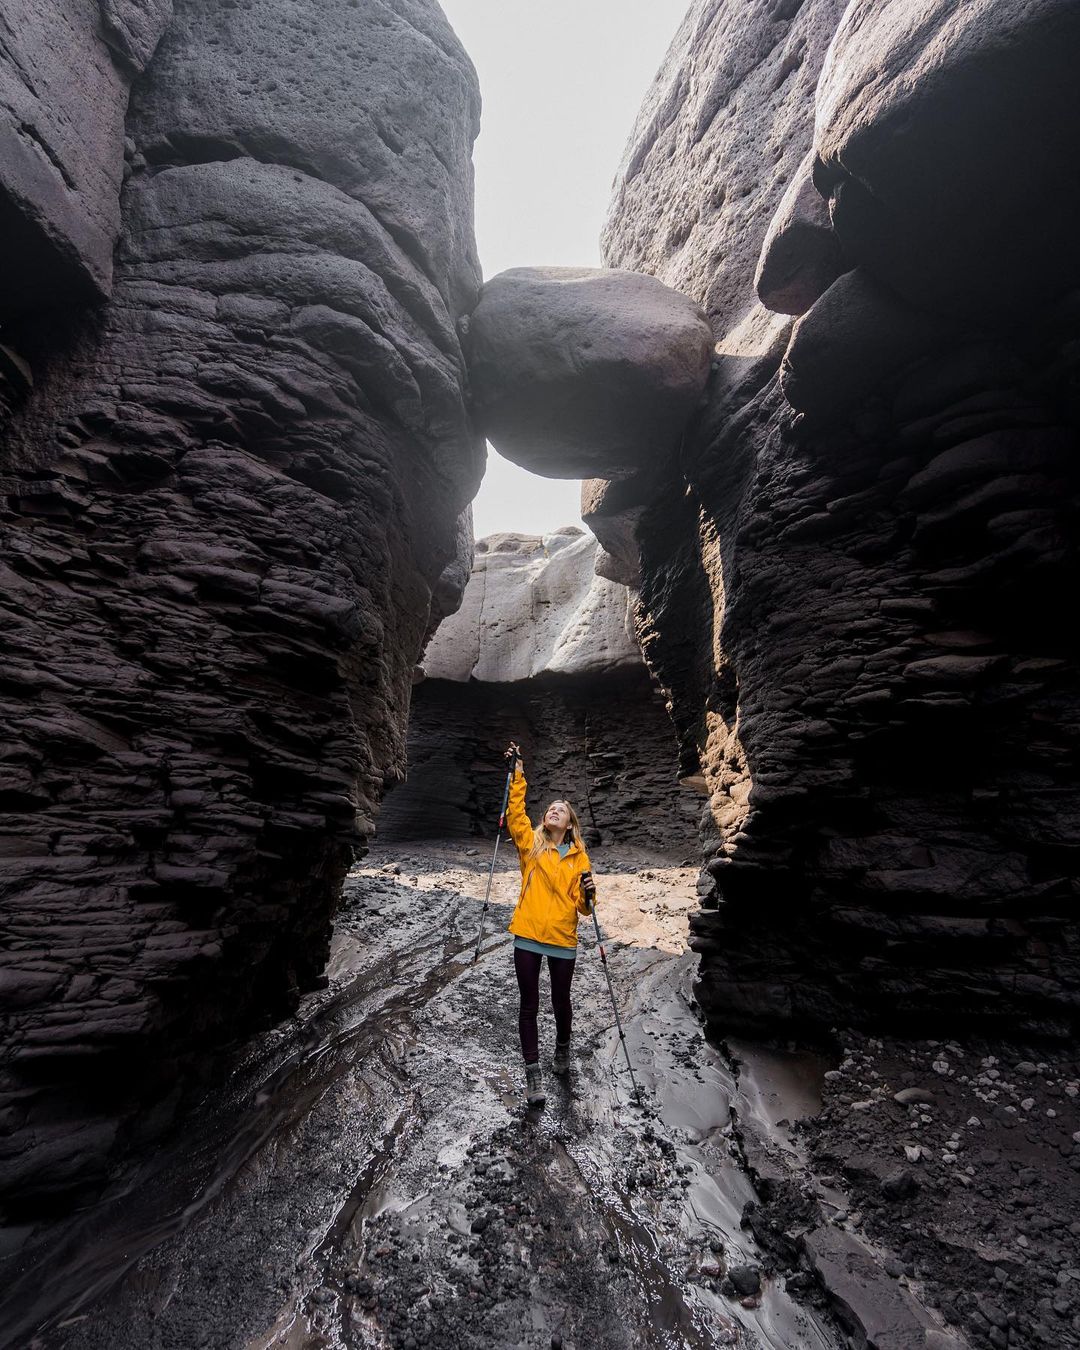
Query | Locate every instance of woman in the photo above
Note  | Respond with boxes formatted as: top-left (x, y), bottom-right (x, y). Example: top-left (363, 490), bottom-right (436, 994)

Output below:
top-left (503, 742), bottom-right (596, 1107)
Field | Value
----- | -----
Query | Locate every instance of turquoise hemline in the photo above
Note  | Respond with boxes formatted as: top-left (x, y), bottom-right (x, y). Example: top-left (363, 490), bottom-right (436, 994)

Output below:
top-left (513, 936), bottom-right (577, 960)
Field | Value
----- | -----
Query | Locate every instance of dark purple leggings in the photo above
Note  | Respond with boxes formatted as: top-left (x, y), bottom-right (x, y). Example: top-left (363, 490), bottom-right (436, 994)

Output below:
top-left (513, 947), bottom-right (576, 1065)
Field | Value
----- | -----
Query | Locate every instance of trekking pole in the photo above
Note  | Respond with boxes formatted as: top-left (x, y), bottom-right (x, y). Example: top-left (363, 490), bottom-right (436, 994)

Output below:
top-left (586, 882), bottom-right (642, 1102)
top-left (472, 749), bottom-right (518, 963)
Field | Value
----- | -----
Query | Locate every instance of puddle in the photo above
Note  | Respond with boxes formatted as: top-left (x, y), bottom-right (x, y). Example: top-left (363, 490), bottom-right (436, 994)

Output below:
top-left (729, 1039), bottom-right (829, 1133)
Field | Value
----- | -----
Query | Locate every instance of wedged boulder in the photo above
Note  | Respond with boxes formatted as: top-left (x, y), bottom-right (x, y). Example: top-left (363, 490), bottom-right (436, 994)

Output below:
top-left (466, 266), bottom-right (713, 480)
top-left (421, 529), bottom-right (641, 683)
top-left (814, 0), bottom-right (1080, 318)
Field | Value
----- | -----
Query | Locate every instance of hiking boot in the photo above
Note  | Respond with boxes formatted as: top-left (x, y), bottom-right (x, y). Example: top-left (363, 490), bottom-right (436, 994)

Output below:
top-left (525, 1062), bottom-right (546, 1107)
top-left (552, 1041), bottom-right (571, 1075)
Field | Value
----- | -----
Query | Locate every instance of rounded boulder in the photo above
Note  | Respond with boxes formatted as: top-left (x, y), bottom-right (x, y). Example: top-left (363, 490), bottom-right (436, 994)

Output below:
top-left (466, 266), bottom-right (713, 480)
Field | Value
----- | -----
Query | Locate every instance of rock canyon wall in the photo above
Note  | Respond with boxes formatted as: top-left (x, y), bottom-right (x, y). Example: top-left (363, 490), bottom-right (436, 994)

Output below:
top-left (0, 0), bottom-right (482, 1205)
top-left (6, 0), bottom-right (1080, 1222)
top-left (599, 0), bottom-right (1080, 1040)
top-left (464, 0), bottom-right (1080, 1043)
top-left (380, 530), bottom-right (701, 853)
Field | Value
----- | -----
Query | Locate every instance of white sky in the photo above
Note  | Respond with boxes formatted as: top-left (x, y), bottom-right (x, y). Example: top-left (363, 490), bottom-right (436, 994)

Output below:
top-left (439, 0), bottom-right (687, 539)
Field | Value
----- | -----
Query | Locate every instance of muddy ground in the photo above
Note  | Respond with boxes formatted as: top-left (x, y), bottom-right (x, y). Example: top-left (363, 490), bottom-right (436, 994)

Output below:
top-left (798, 1034), bottom-right (1080, 1349)
top-left (3, 844), bottom-right (1076, 1349)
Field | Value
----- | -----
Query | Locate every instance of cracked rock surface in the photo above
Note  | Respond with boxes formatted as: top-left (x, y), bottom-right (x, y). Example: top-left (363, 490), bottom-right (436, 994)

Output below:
top-left (0, 0), bottom-right (482, 1206)
top-left (601, 0), bottom-right (1080, 1039)
top-left (380, 670), bottom-right (702, 855)
top-left (796, 1034), bottom-right (1080, 1349)
top-left (0, 0), bottom-right (173, 310)
top-left (466, 266), bottom-right (713, 481)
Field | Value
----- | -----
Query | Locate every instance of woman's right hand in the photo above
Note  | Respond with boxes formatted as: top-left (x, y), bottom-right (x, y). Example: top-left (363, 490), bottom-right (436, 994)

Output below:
top-left (505, 742), bottom-right (522, 773)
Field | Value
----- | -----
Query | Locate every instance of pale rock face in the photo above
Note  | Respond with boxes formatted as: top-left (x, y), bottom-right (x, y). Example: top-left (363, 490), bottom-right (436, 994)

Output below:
top-left (466, 266), bottom-right (714, 481)
top-left (422, 529), bottom-right (641, 684)
top-left (602, 0), bottom-right (846, 344)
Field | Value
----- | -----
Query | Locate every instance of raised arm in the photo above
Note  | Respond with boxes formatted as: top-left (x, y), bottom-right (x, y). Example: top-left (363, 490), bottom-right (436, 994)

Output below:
top-left (504, 744), bottom-right (534, 853)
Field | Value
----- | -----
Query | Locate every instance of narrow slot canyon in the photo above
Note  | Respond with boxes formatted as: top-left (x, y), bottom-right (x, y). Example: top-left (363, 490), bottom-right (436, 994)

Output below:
top-left (3, 2), bottom-right (1080, 1349)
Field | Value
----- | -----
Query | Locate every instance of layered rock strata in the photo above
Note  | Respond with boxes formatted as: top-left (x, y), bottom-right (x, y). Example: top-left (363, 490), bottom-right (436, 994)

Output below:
top-left (381, 673), bottom-right (701, 854)
top-left (461, 0), bottom-right (1080, 1038)
top-left (0, 0), bottom-right (482, 1205)
top-left (380, 532), bottom-right (700, 853)
top-left (421, 528), bottom-right (641, 683)
top-left (599, 0), bottom-right (1080, 1039)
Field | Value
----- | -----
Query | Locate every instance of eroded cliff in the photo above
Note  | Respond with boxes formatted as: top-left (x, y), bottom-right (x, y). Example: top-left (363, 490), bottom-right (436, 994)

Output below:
top-left (457, 0), bottom-right (1080, 1042)
top-left (381, 529), bottom-right (701, 853)
top-left (0, 0), bottom-right (482, 1204)
top-left (601, 0), bottom-right (1080, 1039)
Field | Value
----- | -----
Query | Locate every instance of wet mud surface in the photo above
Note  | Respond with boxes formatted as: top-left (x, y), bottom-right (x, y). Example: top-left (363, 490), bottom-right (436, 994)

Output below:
top-left (7, 844), bottom-right (1064, 1350)
top-left (801, 1034), bottom-right (1080, 1349)
top-left (6, 846), bottom-right (838, 1350)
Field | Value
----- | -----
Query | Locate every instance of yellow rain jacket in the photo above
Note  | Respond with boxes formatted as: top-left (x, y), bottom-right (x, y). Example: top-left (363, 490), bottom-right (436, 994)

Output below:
top-left (506, 771), bottom-right (593, 949)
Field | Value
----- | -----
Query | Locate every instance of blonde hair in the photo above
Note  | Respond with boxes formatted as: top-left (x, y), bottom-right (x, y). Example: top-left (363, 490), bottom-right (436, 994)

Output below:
top-left (528, 800), bottom-right (582, 860)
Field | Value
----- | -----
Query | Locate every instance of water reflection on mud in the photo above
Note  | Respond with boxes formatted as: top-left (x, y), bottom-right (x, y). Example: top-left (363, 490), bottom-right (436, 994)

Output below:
top-left (5, 846), bottom-right (841, 1350)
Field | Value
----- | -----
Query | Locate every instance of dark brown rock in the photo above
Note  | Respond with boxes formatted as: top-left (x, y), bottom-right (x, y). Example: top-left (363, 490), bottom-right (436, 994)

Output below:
top-left (0, 0), bottom-right (482, 1205)
top-left (754, 150), bottom-right (844, 317)
top-left (580, 476), bottom-right (653, 589)
top-left (803, 1225), bottom-right (946, 1348)
top-left (604, 0), bottom-right (1080, 1040)
top-left (380, 671), bottom-right (701, 856)
top-left (780, 268), bottom-right (963, 422)
top-left (424, 506), bottom-right (475, 647)
top-left (815, 0), bottom-right (1080, 319)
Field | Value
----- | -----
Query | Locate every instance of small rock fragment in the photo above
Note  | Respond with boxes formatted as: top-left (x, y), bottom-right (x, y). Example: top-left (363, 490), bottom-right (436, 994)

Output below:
top-left (881, 1169), bottom-right (919, 1200)
top-left (727, 1264), bottom-right (762, 1297)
